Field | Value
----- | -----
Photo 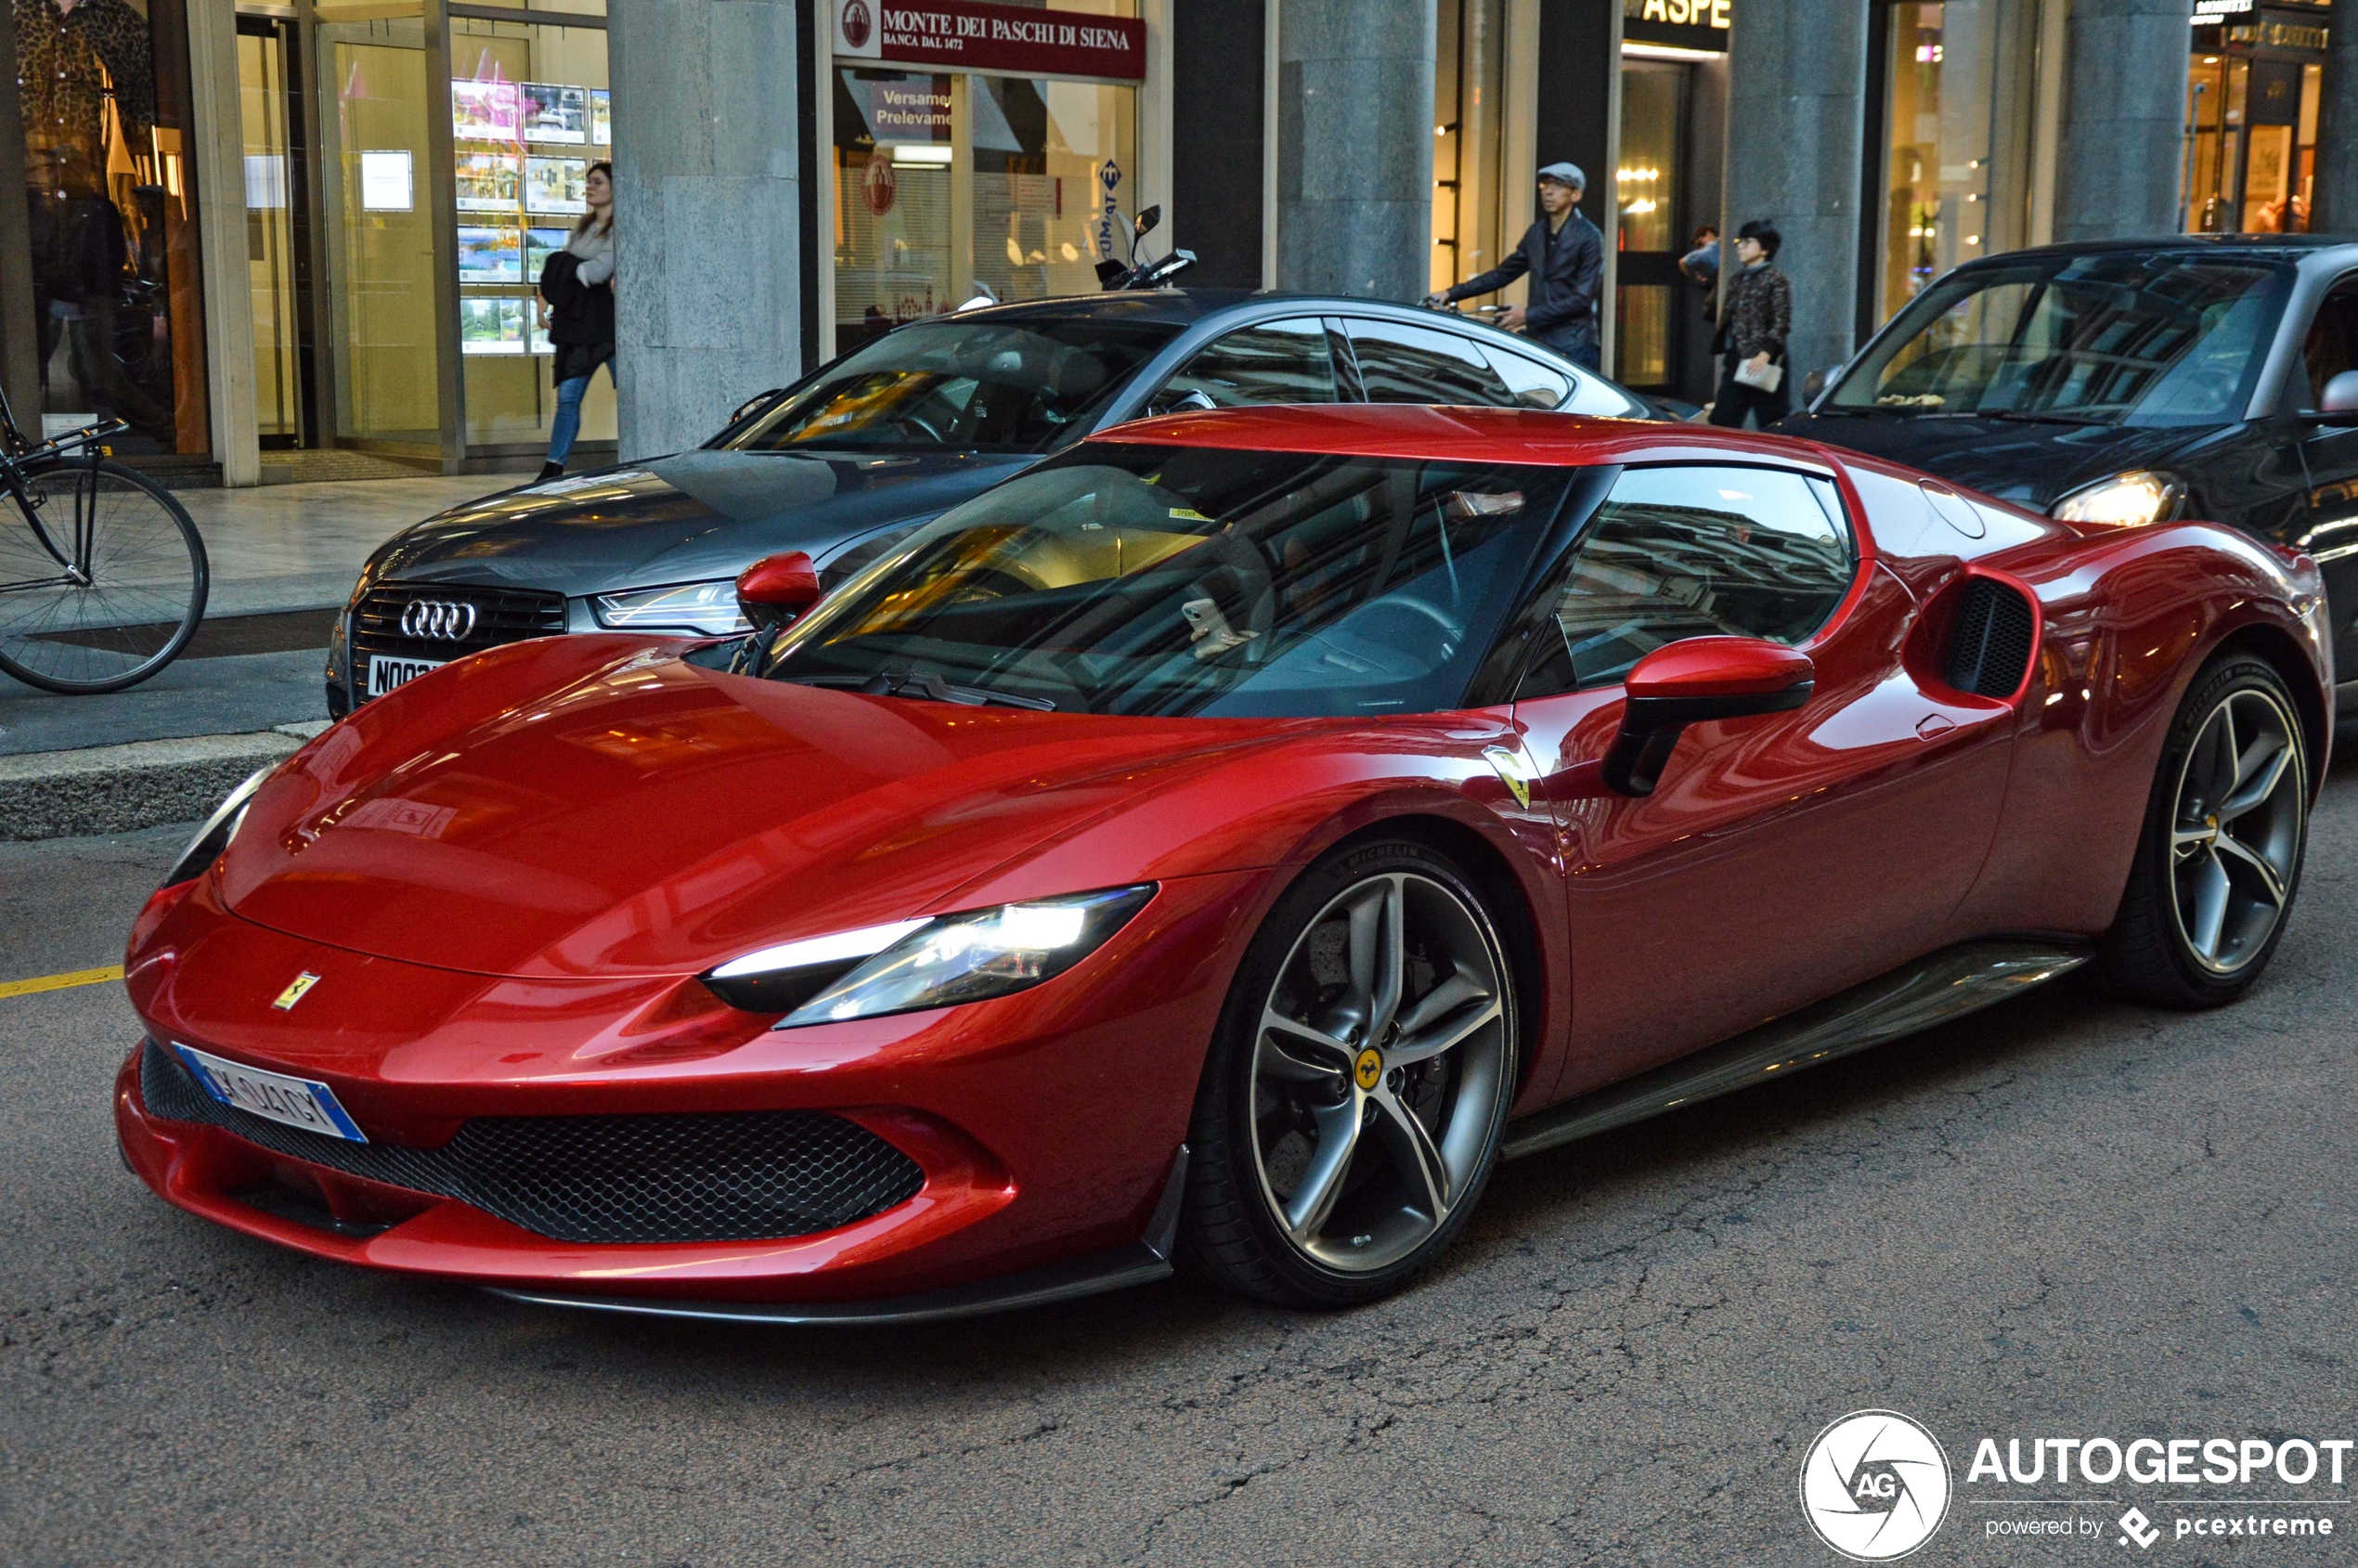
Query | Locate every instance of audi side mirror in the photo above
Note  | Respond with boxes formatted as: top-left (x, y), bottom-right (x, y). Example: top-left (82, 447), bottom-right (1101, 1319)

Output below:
top-left (1601, 638), bottom-right (1816, 797)
top-left (734, 550), bottom-right (822, 635)
top-left (2309, 370), bottom-right (2358, 424)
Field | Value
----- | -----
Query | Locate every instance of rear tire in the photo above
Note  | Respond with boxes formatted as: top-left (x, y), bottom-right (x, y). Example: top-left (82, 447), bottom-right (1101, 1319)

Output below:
top-left (1177, 837), bottom-right (1518, 1308)
top-left (2099, 654), bottom-right (2308, 1008)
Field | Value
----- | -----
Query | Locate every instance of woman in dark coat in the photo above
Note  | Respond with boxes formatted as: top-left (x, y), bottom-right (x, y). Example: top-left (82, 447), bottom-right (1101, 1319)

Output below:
top-left (535, 161), bottom-right (615, 480)
top-left (1709, 219), bottom-right (1794, 429)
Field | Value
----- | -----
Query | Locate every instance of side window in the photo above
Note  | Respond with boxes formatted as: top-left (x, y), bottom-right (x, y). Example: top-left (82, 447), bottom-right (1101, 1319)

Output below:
top-left (1150, 317), bottom-right (1340, 414)
top-left (1517, 465), bottom-right (1857, 698)
top-left (1480, 346), bottom-right (1574, 409)
top-left (2300, 280), bottom-right (2358, 409)
top-left (1344, 318), bottom-right (1517, 406)
top-left (1562, 368), bottom-right (1656, 420)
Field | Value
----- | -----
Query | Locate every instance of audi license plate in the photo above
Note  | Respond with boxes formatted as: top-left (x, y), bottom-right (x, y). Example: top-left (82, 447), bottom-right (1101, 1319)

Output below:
top-left (172, 1043), bottom-right (369, 1143)
top-left (367, 654), bottom-right (443, 697)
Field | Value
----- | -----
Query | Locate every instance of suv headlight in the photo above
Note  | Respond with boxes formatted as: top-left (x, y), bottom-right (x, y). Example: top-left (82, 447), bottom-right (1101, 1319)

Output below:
top-left (162, 765), bottom-right (274, 889)
top-left (2050, 471), bottom-right (2185, 527)
top-left (702, 885), bottom-right (1156, 1025)
top-left (592, 578), bottom-right (749, 636)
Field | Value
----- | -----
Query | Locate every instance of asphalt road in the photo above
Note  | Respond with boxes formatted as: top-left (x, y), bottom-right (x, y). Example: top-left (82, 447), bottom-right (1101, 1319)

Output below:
top-left (6, 762), bottom-right (2358, 1568)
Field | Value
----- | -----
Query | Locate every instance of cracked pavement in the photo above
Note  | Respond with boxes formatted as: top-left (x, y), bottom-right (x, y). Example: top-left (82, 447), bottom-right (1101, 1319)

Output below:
top-left (6, 753), bottom-right (2358, 1566)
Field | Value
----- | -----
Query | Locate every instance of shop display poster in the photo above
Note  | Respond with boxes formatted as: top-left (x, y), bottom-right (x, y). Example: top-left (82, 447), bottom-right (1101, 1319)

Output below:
top-left (590, 88), bottom-right (611, 147)
top-left (451, 79), bottom-right (521, 143)
top-left (458, 224), bottom-right (525, 283)
top-left (525, 156), bottom-right (589, 215)
top-left (455, 150), bottom-right (523, 212)
top-left (460, 296), bottom-right (529, 356)
top-left (521, 83), bottom-right (590, 145)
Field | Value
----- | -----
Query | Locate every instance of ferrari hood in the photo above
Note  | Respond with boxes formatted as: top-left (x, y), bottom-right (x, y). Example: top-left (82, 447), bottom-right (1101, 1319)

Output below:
top-left (1780, 412), bottom-right (2212, 512)
top-left (363, 447), bottom-right (1035, 598)
top-left (217, 637), bottom-right (1289, 979)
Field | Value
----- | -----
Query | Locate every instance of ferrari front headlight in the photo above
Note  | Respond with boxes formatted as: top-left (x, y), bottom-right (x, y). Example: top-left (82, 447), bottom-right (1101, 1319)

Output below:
top-left (161, 765), bottom-right (275, 889)
top-left (591, 578), bottom-right (749, 636)
top-left (701, 885), bottom-right (1156, 1025)
top-left (2050, 471), bottom-right (2184, 527)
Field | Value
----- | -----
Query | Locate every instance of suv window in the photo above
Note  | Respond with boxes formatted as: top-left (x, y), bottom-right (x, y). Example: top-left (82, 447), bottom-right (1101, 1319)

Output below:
top-left (1518, 465), bottom-right (1856, 697)
top-left (1150, 317), bottom-right (1340, 414)
top-left (2300, 279), bottom-right (2358, 409)
top-left (1345, 318), bottom-right (1518, 405)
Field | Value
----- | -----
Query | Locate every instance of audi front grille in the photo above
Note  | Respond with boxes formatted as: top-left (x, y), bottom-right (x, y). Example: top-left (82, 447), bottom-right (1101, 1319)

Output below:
top-left (349, 582), bottom-right (569, 693)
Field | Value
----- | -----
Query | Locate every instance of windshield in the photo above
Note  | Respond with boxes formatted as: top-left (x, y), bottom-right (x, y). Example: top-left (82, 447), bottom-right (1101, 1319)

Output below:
top-left (723, 318), bottom-right (1179, 454)
top-left (745, 446), bottom-right (1579, 719)
top-left (1829, 252), bottom-right (2291, 427)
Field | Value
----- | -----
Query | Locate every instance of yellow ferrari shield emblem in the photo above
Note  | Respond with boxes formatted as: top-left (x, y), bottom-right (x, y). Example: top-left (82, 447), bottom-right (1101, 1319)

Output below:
top-left (272, 972), bottom-right (321, 1010)
top-left (1354, 1047), bottom-right (1383, 1092)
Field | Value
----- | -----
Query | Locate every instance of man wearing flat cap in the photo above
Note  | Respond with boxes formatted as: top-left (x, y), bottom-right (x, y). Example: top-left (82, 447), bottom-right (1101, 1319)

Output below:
top-left (1423, 162), bottom-right (1604, 370)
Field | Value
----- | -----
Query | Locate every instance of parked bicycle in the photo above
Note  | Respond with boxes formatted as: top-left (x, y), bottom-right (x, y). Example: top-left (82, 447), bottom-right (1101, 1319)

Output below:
top-left (0, 382), bottom-right (207, 693)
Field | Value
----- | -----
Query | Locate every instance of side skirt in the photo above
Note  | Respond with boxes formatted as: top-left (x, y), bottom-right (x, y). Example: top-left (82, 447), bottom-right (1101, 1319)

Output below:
top-left (1501, 940), bottom-right (2092, 1162)
top-left (486, 1145), bottom-right (1190, 1328)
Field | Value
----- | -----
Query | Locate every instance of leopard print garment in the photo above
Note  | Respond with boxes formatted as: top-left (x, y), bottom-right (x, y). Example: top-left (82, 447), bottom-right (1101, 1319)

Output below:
top-left (13, 0), bottom-right (156, 181)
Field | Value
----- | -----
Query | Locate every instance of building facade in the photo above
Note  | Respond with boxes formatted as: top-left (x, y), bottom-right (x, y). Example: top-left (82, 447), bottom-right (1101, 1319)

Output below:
top-left (1, 0), bottom-right (2342, 482)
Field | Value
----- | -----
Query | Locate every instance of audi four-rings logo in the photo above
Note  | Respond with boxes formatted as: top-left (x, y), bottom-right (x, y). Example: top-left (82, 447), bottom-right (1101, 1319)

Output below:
top-left (399, 600), bottom-right (478, 641)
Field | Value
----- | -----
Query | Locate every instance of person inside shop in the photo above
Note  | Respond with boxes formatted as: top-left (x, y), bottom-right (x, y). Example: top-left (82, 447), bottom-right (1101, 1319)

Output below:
top-left (1680, 225), bottom-right (1720, 322)
top-left (535, 160), bottom-right (616, 482)
top-left (1708, 220), bottom-right (1794, 429)
top-left (1421, 162), bottom-right (1604, 371)
top-left (14, 0), bottom-right (176, 446)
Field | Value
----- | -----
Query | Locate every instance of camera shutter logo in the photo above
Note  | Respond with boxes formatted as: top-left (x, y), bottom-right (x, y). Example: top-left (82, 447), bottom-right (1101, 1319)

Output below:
top-left (1799, 1410), bottom-right (1951, 1561)
top-left (400, 600), bottom-right (478, 641)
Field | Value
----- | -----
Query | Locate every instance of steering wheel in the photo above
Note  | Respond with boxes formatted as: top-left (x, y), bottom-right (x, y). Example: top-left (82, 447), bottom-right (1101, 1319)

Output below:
top-left (1346, 595), bottom-right (1461, 649)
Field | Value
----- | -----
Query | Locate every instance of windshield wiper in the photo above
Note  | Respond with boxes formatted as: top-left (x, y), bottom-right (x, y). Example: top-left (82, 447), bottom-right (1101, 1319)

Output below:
top-left (1967, 408), bottom-right (2119, 428)
top-left (784, 667), bottom-right (1056, 710)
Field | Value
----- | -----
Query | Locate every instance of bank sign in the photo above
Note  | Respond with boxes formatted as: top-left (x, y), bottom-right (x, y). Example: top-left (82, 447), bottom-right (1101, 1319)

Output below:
top-left (1623, 0), bottom-right (1732, 52)
top-left (834, 0), bottom-right (1146, 82)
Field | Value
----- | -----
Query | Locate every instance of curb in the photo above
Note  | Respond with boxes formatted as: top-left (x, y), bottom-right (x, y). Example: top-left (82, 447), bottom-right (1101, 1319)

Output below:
top-left (0, 723), bottom-right (330, 842)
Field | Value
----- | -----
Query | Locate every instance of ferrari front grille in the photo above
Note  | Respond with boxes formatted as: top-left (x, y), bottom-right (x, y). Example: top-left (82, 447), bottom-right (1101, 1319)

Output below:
top-left (138, 1041), bottom-right (925, 1245)
top-left (1944, 578), bottom-right (2035, 698)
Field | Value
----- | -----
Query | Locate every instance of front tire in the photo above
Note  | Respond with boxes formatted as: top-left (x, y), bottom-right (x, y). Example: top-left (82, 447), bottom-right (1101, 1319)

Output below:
top-left (2100, 654), bottom-right (2309, 1008)
top-left (1178, 838), bottom-right (1519, 1307)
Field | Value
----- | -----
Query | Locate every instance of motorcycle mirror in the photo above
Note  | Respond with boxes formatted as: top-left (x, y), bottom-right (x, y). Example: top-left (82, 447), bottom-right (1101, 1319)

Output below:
top-left (1134, 206), bottom-right (1160, 238)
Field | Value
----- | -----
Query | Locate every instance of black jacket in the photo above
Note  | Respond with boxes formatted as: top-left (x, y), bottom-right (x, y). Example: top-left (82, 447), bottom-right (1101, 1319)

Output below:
top-left (1447, 211), bottom-right (1604, 352)
top-left (538, 250), bottom-right (614, 348)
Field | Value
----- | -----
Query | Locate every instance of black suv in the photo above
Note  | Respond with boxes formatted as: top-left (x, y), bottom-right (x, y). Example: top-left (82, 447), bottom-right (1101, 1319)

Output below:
top-left (1781, 237), bottom-right (2358, 710)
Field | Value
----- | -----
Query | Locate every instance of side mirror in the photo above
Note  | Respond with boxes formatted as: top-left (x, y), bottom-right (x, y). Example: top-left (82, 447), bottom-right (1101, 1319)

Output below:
top-left (1134, 205), bottom-right (1160, 238)
top-left (734, 550), bottom-right (822, 635)
top-left (1601, 637), bottom-right (1815, 797)
top-left (2311, 369), bottom-right (2358, 423)
top-left (1803, 364), bottom-right (1845, 405)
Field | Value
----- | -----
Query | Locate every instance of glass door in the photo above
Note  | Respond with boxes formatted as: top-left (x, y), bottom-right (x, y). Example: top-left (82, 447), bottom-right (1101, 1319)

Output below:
top-left (239, 16), bottom-right (312, 446)
top-left (320, 18), bottom-right (445, 444)
top-left (1613, 59), bottom-right (1686, 393)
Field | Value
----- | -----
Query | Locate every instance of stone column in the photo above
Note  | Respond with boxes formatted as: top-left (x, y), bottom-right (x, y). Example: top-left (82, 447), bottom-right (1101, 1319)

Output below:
top-left (2054, 0), bottom-right (2194, 241)
top-left (1274, 0), bottom-right (1434, 300)
top-left (2310, 3), bottom-right (2358, 234)
top-left (607, 0), bottom-right (802, 461)
top-left (1722, 0), bottom-right (1869, 380)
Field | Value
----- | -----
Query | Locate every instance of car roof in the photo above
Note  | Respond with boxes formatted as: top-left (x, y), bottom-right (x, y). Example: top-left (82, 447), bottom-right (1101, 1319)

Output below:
top-left (939, 288), bottom-right (1580, 356)
top-left (1086, 402), bottom-right (1837, 470)
top-left (1949, 235), bottom-right (2358, 268)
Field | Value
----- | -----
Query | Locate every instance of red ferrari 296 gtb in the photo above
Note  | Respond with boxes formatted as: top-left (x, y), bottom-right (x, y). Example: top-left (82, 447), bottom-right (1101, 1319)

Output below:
top-left (116, 406), bottom-right (2330, 1320)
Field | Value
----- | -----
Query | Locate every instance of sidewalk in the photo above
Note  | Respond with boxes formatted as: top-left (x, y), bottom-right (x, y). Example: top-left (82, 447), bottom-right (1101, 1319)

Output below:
top-left (1, 473), bottom-right (516, 835)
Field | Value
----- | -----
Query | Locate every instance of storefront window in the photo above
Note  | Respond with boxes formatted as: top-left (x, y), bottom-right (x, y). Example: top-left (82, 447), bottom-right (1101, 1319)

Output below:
top-left (829, 0), bottom-right (1141, 356)
top-left (2185, 42), bottom-right (2321, 234)
top-left (449, 15), bottom-right (612, 448)
top-left (13, 0), bottom-right (209, 453)
top-left (324, 18), bottom-right (436, 442)
top-left (240, 19), bottom-right (301, 444)
top-left (1431, 0), bottom-right (1508, 296)
top-left (1872, 0), bottom-right (2041, 323)
top-left (1613, 62), bottom-right (1682, 389)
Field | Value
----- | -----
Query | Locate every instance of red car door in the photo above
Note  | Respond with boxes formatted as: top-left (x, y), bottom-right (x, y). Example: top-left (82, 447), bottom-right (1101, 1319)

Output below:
top-left (1504, 461), bottom-right (2018, 1102)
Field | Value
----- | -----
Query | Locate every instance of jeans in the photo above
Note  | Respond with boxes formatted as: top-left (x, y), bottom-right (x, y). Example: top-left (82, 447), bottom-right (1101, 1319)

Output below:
top-left (547, 360), bottom-right (615, 465)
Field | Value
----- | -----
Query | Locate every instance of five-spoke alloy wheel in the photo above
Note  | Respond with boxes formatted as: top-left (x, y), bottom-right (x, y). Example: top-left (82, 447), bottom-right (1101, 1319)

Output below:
top-left (2104, 654), bottom-right (2310, 1007)
top-left (1181, 839), bottom-right (1518, 1306)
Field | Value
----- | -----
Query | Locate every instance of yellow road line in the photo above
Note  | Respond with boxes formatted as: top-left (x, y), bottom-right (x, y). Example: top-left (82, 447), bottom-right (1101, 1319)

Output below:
top-left (0, 964), bottom-right (125, 1000)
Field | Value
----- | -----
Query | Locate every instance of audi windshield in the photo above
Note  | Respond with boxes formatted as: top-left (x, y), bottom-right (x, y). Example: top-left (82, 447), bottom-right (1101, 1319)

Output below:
top-left (1827, 251), bottom-right (2294, 428)
top-left (721, 319), bottom-right (1180, 455)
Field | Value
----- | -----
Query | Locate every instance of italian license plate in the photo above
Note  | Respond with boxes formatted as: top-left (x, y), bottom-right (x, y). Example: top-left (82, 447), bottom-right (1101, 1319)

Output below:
top-left (367, 654), bottom-right (443, 696)
top-left (173, 1043), bottom-right (369, 1143)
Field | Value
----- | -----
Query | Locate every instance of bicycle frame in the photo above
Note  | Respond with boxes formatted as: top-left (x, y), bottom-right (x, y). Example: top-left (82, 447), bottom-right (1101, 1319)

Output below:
top-left (0, 379), bottom-right (131, 593)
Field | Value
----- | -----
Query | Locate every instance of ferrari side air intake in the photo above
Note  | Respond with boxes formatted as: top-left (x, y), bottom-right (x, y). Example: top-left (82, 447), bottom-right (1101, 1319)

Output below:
top-left (1944, 577), bottom-right (2036, 698)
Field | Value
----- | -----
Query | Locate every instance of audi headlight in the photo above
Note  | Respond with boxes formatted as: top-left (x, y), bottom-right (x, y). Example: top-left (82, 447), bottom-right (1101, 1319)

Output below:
top-left (702, 885), bottom-right (1156, 1025)
top-left (591, 578), bottom-right (749, 636)
top-left (2050, 471), bottom-right (2185, 527)
top-left (162, 765), bottom-right (274, 889)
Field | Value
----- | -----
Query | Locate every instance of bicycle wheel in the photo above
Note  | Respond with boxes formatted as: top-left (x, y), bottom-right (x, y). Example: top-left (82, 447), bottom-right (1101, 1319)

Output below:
top-left (0, 459), bottom-right (208, 693)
